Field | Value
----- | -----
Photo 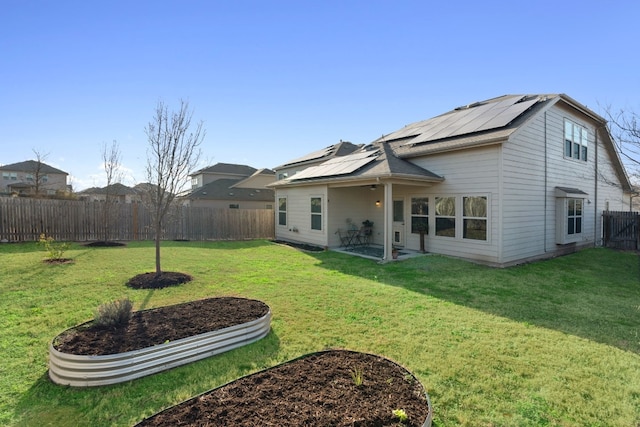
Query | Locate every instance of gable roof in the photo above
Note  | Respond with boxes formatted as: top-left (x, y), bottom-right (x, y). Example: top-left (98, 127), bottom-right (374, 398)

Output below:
top-left (389, 94), bottom-right (554, 158)
top-left (186, 178), bottom-right (274, 201)
top-left (0, 160), bottom-right (68, 175)
top-left (270, 142), bottom-right (443, 188)
top-left (77, 183), bottom-right (138, 196)
top-left (274, 140), bottom-right (363, 169)
top-left (191, 163), bottom-right (257, 177)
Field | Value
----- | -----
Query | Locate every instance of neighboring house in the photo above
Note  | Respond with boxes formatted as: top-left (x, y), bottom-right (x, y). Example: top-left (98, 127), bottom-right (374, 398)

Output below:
top-left (270, 94), bottom-right (633, 266)
top-left (0, 160), bottom-right (69, 196)
top-left (184, 163), bottom-right (275, 209)
top-left (77, 183), bottom-right (143, 203)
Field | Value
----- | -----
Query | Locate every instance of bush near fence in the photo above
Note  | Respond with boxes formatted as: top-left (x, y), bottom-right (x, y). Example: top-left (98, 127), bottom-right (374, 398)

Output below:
top-left (0, 197), bottom-right (274, 242)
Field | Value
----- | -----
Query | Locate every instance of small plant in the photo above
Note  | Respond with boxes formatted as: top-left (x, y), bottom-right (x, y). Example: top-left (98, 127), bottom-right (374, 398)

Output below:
top-left (94, 298), bottom-right (133, 328)
top-left (350, 366), bottom-right (364, 387)
top-left (38, 233), bottom-right (70, 260)
top-left (392, 408), bottom-right (408, 423)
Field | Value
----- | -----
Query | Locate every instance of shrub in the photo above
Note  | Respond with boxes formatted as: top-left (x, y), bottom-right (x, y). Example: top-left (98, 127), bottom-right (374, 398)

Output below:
top-left (94, 298), bottom-right (133, 328)
top-left (38, 233), bottom-right (70, 260)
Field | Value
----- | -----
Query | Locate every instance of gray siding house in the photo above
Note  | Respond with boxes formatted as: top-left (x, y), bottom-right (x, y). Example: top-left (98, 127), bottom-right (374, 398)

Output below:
top-left (270, 94), bottom-right (632, 266)
top-left (0, 160), bottom-right (69, 196)
top-left (184, 163), bottom-right (276, 209)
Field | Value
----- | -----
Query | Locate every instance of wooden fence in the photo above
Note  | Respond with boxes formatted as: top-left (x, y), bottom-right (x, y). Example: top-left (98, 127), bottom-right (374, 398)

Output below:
top-left (602, 211), bottom-right (640, 250)
top-left (0, 197), bottom-right (274, 242)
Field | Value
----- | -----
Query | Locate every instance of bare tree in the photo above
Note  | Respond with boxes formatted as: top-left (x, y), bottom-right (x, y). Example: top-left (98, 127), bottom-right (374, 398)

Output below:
top-left (31, 149), bottom-right (50, 196)
top-left (101, 140), bottom-right (123, 242)
top-left (602, 106), bottom-right (640, 183)
top-left (144, 100), bottom-right (205, 276)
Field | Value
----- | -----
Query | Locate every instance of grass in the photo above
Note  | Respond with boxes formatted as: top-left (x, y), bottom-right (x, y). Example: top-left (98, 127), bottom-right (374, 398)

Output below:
top-left (0, 240), bottom-right (639, 426)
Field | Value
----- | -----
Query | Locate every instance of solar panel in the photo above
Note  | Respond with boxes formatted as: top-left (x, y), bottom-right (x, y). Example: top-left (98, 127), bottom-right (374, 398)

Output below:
top-left (289, 149), bottom-right (380, 180)
top-left (401, 96), bottom-right (538, 146)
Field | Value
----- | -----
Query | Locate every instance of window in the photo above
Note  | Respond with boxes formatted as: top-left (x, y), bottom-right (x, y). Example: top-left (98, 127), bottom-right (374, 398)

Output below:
top-left (564, 119), bottom-right (588, 161)
top-left (229, 204), bottom-right (239, 209)
top-left (41, 175), bottom-right (48, 183)
top-left (463, 196), bottom-right (487, 240)
top-left (278, 172), bottom-right (288, 180)
top-left (310, 197), bottom-right (322, 230)
top-left (567, 198), bottom-right (582, 235)
top-left (26, 174), bottom-right (34, 181)
top-left (435, 197), bottom-right (455, 237)
top-left (2, 172), bottom-right (8, 180)
top-left (278, 197), bottom-right (287, 226)
top-left (411, 197), bottom-right (429, 234)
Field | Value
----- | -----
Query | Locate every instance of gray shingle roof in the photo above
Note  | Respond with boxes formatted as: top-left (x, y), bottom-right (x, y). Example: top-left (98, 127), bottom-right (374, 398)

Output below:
top-left (0, 160), bottom-right (68, 175)
top-left (187, 178), bottom-right (274, 201)
top-left (191, 163), bottom-right (257, 176)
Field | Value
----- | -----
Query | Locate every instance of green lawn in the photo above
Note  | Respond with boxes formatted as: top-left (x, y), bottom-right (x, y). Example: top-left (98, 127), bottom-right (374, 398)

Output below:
top-left (0, 240), bottom-right (638, 426)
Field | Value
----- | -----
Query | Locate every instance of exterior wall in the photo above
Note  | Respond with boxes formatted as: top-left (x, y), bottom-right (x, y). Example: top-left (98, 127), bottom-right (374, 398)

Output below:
top-left (328, 186), bottom-right (385, 247)
top-left (500, 102), bottom-right (628, 265)
top-left (407, 145), bottom-right (502, 264)
top-left (233, 174), bottom-right (275, 189)
top-left (1, 170), bottom-right (68, 195)
top-left (275, 185), bottom-right (328, 247)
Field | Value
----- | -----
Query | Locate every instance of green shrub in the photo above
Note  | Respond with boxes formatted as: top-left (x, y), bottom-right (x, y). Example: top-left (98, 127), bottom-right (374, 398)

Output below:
top-left (94, 298), bottom-right (133, 328)
top-left (38, 233), bottom-right (71, 260)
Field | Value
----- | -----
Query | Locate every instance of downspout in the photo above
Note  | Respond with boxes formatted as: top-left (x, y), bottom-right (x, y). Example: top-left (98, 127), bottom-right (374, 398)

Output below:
top-left (594, 128), bottom-right (599, 245)
top-left (544, 112), bottom-right (548, 252)
top-left (383, 183), bottom-right (393, 261)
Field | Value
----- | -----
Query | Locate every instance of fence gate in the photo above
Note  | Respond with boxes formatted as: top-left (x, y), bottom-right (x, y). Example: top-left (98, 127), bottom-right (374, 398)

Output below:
top-left (602, 211), bottom-right (640, 250)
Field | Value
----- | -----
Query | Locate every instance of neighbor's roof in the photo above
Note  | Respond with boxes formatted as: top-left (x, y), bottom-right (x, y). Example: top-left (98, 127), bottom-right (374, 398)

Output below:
top-left (0, 160), bottom-right (68, 175)
top-left (186, 178), bottom-right (275, 201)
top-left (274, 140), bottom-right (363, 169)
top-left (191, 163), bottom-right (257, 177)
top-left (78, 183), bottom-right (138, 196)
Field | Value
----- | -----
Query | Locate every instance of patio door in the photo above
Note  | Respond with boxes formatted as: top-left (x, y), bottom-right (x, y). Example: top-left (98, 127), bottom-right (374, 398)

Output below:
top-left (392, 198), bottom-right (405, 247)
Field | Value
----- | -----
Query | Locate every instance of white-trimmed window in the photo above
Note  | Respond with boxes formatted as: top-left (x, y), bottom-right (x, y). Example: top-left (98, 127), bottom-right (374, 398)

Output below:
top-left (564, 119), bottom-right (588, 162)
top-left (278, 197), bottom-right (287, 226)
top-left (310, 196), bottom-right (322, 230)
top-left (463, 196), bottom-right (487, 240)
top-left (555, 187), bottom-right (586, 244)
top-left (411, 197), bottom-right (429, 234)
top-left (567, 198), bottom-right (583, 235)
top-left (435, 197), bottom-right (455, 237)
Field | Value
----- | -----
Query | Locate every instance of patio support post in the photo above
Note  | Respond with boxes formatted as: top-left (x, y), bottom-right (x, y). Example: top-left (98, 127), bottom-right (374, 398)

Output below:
top-left (383, 183), bottom-right (393, 261)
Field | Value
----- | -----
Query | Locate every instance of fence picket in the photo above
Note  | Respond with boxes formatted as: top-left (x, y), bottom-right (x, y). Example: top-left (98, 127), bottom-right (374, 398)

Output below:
top-left (0, 198), bottom-right (274, 242)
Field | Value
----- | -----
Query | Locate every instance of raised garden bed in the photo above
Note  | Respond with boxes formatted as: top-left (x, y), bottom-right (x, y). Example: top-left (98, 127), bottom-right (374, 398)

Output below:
top-left (48, 297), bottom-right (271, 387)
top-left (135, 349), bottom-right (432, 426)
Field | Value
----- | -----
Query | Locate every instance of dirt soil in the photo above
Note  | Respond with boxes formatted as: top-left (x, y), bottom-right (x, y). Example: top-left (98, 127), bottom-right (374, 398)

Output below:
top-left (137, 350), bottom-right (431, 427)
top-left (52, 297), bottom-right (431, 426)
top-left (52, 297), bottom-right (269, 356)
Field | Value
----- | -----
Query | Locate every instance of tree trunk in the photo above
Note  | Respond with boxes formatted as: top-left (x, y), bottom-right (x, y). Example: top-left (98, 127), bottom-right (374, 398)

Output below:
top-left (155, 219), bottom-right (162, 276)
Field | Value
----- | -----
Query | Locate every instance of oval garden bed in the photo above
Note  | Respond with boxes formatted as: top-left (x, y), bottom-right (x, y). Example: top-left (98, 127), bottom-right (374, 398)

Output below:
top-left (136, 350), bottom-right (432, 427)
top-left (49, 297), bottom-right (271, 387)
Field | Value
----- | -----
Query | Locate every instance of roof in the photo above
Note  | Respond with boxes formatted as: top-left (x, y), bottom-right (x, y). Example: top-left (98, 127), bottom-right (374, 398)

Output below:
top-left (78, 183), bottom-right (138, 196)
top-left (191, 163), bottom-right (257, 177)
top-left (186, 178), bottom-right (275, 201)
top-left (274, 141), bottom-right (363, 169)
top-left (270, 93), bottom-right (632, 192)
top-left (0, 160), bottom-right (68, 175)
top-left (270, 142), bottom-right (443, 188)
top-left (389, 94), bottom-right (555, 158)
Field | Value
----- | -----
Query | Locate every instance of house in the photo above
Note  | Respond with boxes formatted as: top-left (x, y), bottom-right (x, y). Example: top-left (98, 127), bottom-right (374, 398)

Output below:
top-left (183, 163), bottom-right (276, 209)
top-left (269, 94), bottom-right (633, 266)
top-left (0, 160), bottom-right (70, 196)
top-left (77, 183), bottom-right (143, 203)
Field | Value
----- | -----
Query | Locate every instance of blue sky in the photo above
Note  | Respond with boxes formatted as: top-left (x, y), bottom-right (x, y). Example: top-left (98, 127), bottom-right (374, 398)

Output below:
top-left (1, 0), bottom-right (638, 190)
